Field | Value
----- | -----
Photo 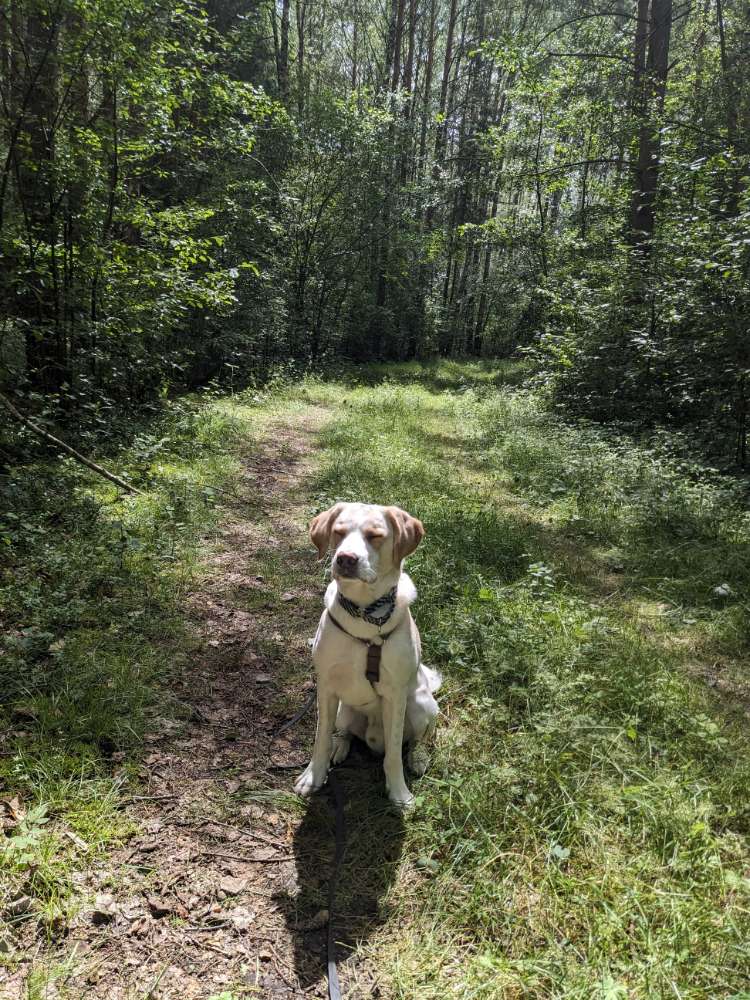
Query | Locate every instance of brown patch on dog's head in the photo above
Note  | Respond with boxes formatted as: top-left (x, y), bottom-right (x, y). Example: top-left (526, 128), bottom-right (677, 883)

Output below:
top-left (383, 506), bottom-right (424, 565)
top-left (309, 502), bottom-right (345, 560)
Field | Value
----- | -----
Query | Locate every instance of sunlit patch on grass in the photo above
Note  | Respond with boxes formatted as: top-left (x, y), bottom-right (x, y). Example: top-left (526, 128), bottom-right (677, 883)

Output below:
top-left (2, 362), bottom-right (749, 996)
top-left (307, 365), bottom-right (750, 998)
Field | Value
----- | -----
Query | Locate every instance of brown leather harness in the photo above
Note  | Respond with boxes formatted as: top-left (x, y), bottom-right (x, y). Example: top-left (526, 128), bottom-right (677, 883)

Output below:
top-left (326, 608), bottom-right (400, 684)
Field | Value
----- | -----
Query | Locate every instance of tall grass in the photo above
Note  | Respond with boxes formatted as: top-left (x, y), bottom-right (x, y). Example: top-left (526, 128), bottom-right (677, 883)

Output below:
top-left (0, 398), bottom-right (246, 926)
top-left (310, 366), bottom-right (750, 998)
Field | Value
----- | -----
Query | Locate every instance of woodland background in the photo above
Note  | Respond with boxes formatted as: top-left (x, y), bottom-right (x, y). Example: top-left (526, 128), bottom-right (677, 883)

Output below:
top-left (2, 4), bottom-right (750, 992)
top-left (0, 0), bottom-right (748, 464)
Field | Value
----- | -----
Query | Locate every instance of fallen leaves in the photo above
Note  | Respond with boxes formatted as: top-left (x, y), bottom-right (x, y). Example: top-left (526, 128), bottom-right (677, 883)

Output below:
top-left (147, 894), bottom-right (188, 919)
top-left (227, 905), bottom-right (255, 930)
top-left (0, 795), bottom-right (24, 830)
top-left (3, 894), bottom-right (32, 919)
top-left (63, 830), bottom-right (89, 851)
top-left (218, 875), bottom-right (247, 898)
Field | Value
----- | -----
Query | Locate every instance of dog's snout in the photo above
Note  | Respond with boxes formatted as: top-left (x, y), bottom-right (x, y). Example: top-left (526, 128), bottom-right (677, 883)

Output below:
top-left (336, 551), bottom-right (359, 569)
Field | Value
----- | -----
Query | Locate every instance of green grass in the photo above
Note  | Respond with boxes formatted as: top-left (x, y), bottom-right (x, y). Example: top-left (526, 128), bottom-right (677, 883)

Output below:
top-left (2, 359), bottom-right (750, 997)
top-left (0, 378), bottom-right (331, 962)
top-left (305, 365), bottom-right (750, 998)
top-left (0, 393), bottom-right (261, 944)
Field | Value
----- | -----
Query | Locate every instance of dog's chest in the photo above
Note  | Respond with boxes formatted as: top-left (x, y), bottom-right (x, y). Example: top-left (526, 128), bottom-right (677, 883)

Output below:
top-left (314, 620), bottom-right (416, 705)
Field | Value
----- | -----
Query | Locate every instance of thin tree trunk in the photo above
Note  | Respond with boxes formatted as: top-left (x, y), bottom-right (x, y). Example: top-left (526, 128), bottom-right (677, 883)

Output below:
top-left (403, 0), bottom-right (417, 93)
top-left (389, 0), bottom-right (406, 91)
top-left (296, 0), bottom-right (306, 116)
top-left (418, 0), bottom-right (436, 174)
top-left (716, 0), bottom-right (743, 214)
top-left (278, 0), bottom-right (290, 103)
top-left (627, 0), bottom-right (673, 249)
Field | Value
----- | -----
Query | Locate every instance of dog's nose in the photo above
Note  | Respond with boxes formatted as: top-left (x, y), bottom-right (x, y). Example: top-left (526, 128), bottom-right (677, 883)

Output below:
top-left (336, 552), bottom-right (359, 570)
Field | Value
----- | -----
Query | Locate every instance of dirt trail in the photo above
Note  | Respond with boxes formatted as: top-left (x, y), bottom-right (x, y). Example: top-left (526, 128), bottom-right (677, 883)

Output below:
top-left (18, 405), bottom-right (397, 1000)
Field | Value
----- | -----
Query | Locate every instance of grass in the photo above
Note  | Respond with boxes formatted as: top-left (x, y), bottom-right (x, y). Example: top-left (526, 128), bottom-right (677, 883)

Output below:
top-left (0, 386), bottom-right (307, 953)
top-left (303, 363), bottom-right (750, 998)
top-left (2, 358), bottom-right (750, 997)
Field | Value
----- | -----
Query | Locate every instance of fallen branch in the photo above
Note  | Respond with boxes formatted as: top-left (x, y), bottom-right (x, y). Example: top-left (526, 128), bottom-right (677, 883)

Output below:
top-left (0, 390), bottom-right (144, 496)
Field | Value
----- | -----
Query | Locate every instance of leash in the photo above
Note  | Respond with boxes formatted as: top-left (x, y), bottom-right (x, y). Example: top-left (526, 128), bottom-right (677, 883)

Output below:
top-left (267, 687), bottom-right (318, 770)
top-left (326, 770), bottom-right (346, 1000)
top-left (267, 686), bottom-right (346, 1000)
top-left (266, 593), bottom-right (401, 996)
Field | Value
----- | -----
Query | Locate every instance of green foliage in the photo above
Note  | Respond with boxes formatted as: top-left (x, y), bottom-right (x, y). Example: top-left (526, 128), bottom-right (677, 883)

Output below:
top-left (3, 0), bottom-right (748, 467)
top-left (311, 364), bottom-right (750, 997)
top-left (0, 395), bottom-right (243, 911)
top-left (0, 0), bottom-right (289, 417)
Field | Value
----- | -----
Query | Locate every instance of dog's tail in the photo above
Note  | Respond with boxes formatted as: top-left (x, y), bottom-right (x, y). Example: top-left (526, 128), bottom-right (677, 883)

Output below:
top-left (421, 663), bottom-right (443, 694)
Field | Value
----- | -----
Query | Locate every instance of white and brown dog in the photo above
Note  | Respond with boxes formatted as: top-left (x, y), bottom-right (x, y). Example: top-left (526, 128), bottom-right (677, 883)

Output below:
top-left (295, 502), bottom-right (441, 809)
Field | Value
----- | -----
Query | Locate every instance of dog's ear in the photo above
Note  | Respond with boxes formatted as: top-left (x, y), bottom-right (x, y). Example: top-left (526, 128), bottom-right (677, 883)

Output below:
top-left (309, 503), bottom-right (345, 560)
top-left (384, 506), bottom-right (424, 564)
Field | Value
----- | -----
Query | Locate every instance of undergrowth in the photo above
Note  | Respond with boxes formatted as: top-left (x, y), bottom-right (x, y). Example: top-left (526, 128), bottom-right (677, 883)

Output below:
top-left (0, 396), bottom-right (246, 936)
top-left (309, 364), bottom-right (750, 999)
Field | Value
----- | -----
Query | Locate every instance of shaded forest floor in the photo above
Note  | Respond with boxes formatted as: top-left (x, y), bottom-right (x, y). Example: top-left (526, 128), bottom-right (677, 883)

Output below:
top-left (2, 361), bottom-right (750, 999)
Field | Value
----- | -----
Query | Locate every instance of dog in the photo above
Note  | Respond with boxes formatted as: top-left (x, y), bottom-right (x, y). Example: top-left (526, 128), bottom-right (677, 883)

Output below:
top-left (294, 502), bottom-right (441, 809)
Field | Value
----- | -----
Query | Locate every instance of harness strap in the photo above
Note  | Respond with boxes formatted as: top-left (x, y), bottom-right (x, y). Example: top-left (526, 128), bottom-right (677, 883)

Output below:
top-left (326, 609), bottom-right (399, 684)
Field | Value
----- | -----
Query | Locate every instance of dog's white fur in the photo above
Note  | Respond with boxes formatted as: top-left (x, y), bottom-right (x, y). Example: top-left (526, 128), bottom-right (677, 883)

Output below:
top-left (294, 502), bottom-right (441, 808)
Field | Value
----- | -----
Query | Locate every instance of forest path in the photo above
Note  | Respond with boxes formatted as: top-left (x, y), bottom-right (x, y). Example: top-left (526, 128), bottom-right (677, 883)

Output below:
top-left (7, 362), bottom-right (750, 1000)
top-left (36, 399), bottom-right (389, 999)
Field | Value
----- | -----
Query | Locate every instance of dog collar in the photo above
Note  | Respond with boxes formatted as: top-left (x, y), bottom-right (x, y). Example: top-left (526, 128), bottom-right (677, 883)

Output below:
top-left (337, 585), bottom-right (398, 627)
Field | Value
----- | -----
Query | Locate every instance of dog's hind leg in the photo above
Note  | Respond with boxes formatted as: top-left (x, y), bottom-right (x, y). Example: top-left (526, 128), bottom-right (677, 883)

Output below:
top-left (405, 675), bottom-right (439, 776)
top-left (331, 731), bottom-right (352, 764)
top-left (406, 717), bottom-right (435, 776)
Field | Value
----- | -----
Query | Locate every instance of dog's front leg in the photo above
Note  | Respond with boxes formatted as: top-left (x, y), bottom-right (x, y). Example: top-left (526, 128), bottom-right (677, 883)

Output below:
top-left (381, 689), bottom-right (413, 809)
top-left (294, 686), bottom-right (338, 797)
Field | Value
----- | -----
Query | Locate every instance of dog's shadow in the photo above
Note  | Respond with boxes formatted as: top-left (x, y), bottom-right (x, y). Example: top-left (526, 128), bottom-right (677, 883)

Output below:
top-left (275, 741), bottom-right (406, 990)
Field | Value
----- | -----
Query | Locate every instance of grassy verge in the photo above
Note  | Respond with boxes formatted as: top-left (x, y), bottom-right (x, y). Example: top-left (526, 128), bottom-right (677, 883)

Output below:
top-left (307, 363), bottom-right (750, 998)
top-left (0, 390), bottom-right (271, 943)
top-left (3, 359), bottom-right (750, 998)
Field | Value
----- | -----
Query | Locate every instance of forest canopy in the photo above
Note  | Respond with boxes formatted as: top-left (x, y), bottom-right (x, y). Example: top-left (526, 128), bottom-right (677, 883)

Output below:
top-left (0, 0), bottom-right (748, 463)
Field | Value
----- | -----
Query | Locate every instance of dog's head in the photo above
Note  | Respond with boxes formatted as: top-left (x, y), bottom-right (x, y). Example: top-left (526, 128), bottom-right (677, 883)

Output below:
top-left (309, 502), bottom-right (424, 583)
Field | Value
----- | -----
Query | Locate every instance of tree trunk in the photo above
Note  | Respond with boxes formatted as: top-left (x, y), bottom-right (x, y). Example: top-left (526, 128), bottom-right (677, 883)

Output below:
top-left (296, 0), bottom-right (306, 115)
top-left (627, 0), bottom-right (673, 250)
top-left (389, 0), bottom-right (406, 91)
top-left (278, 0), bottom-right (290, 103)
top-left (403, 0), bottom-right (417, 93)
top-left (716, 0), bottom-right (745, 214)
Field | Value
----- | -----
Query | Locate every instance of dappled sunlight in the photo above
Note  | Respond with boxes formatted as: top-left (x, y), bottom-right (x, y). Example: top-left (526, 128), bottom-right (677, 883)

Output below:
top-left (307, 365), bottom-right (750, 997)
top-left (3, 365), bottom-right (750, 998)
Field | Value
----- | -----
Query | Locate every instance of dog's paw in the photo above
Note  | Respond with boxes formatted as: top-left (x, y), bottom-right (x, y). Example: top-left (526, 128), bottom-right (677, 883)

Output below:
top-left (386, 777), bottom-right (415, 811)
top-left (388, 788), bottom-right (416, 811)
top-left (294, 765), bottom-right (326, 797)
top-left (330, 732), bottom-right (351, 765)
top-left (407, 743), bottom-right (430, 777)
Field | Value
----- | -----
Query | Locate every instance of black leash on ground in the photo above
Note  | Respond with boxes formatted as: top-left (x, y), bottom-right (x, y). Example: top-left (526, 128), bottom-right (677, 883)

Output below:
top-left (267, 687), bottom-right (346, 1000)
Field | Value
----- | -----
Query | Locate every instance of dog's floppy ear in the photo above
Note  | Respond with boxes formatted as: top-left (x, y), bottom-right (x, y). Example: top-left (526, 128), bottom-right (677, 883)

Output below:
top-left (309, 503), bottom-right (345, 560)
top-left (384, 506), bottom-right (424, 564)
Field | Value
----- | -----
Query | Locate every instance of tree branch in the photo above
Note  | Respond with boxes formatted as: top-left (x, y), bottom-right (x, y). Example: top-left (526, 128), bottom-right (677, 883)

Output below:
top-left (0, 392), bottom-right (144, 495)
